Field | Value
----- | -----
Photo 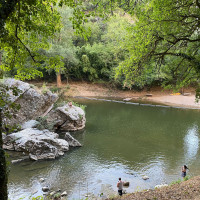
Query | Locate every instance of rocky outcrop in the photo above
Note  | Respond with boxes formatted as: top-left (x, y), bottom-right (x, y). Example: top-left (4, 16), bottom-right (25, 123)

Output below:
top-left (2, 78), bottom-right (86, 132)
top-left (46, 104), bottom-right (86, 131)
top-left (2, 78), bottom-right (86, 160)
top-left (3, 128), bottom-right (69, 160)
top-left (65, 132), bottom-right (82, 147)
top-left (3, 78), bottom-right (58, 127)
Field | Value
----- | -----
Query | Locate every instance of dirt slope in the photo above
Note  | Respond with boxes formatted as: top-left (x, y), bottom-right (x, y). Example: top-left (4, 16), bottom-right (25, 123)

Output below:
top-left (112, 176), bottom-right (200, 200)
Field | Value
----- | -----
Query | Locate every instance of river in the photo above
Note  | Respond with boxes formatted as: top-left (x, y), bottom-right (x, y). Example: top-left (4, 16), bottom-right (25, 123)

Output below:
top-left (8, 99), bottom-right (200, 199)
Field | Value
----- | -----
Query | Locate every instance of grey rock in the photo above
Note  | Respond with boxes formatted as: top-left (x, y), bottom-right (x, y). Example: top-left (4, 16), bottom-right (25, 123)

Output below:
top-left (183, 93), bottom-right (191, 96)
top-left (46, 104), bottom-right (86, 131)
top-left (123, 98), bottom-right (132, 101)
top-left (50, 191), bottom-right (56, 196)
top-left (155, 184), bottom-right (168, 189)
top-left (21, 120), bottom-right (39, 129)
top-left (42, 186), bottom-right (50, 192)
top-left (39, 178), bottom-right (45, 183)
top-left (11, 159), bottom-right (23, 164)
top-left (61, 191), bottom-right (67, 196)
top-left (2, 79), bottom-right (85, 133)
top-left (2, 78), bottom-right (58, 127)
top-left (64, 132), bottom-right (82, 147)
top-left (2, 78), bottom-right (30, 102)
top-left (3, 128), bottom-right (69, 160)
top-left (142, 175), bottom-right (149, 180)
top-left (31, 190), bottom-right (38, 195)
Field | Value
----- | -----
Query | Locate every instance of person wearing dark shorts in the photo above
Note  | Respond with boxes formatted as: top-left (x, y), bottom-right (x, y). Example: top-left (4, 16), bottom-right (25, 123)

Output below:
top-left (181, 165), bottom-right (188, 178)
top-left (117, 178), bottom-right (123, 196)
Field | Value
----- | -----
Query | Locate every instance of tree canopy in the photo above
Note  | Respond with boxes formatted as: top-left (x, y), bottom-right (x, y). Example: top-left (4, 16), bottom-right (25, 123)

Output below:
top-left (115, 0), bottom-right (200, 90)
top-left (0, 0), bottom-right (88, 80)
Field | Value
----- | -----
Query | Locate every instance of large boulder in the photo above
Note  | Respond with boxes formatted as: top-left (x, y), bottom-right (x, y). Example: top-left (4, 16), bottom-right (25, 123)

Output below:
top-left (2, 78), bottom-right (58, 127)
top-left (2, 78), bottom-right (31, 102)
top-left (46, 104), bottom-right (86, 131)
top-left (3, 128), bottom-right (69, 160)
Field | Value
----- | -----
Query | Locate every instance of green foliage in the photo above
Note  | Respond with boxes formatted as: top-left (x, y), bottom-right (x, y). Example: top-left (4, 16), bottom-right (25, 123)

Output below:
top-left (49, 87), bottom-right (62, 93)
top-left (170, 176), bottom-right (190, 185)
top-left (41, 82), bottom-right (49, 94)
top-left (16, 196), bottom-right (44, 200)
top-left (44, 6), bottom-right (79, 78)
top-left (183, 176), bottom-right (190, 181)
top-left (0, 0), bottom-right (89, 81)
top-left (72, 101), bottom-right (86, 111)
top-left (2, 0), bottom-right (199, 90)
top-left (30, 196), bottom-right (43, 200)
top-left (74, 13), bottom-right (130, 83)
top-left (115, 0), bottom-right (200, 90)
top-left (0, 0), bottom-right (63, 80)
top-left (35, 116), bottom-right (55, 131)
top-left (170, 179), bottom-right (182, 185)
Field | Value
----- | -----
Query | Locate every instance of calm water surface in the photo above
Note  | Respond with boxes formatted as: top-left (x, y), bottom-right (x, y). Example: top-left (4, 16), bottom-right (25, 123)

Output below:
top-left (8, 99), bottom-right (200, 199)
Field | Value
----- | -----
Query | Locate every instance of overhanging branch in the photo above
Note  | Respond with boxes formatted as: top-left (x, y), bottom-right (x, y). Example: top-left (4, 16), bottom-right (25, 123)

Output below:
top-left (14, 0), bottom-right (36, 63)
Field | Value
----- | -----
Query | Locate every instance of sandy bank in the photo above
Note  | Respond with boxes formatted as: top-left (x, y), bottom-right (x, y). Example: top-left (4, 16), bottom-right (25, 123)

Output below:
top-left (32, 81), bottom-right (200, 109)
top-left (63, 82), bottom-right (200, 109)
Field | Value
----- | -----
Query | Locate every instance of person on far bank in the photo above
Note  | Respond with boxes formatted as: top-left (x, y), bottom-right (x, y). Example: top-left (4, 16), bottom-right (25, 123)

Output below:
top-left (117, 177), bottom-right (123, 196)
top-left (181, 165), bottom-right (188, 178)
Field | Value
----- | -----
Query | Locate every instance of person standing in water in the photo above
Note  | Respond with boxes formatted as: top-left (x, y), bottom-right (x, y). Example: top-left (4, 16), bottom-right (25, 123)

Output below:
top-left (181, 165), bottom-right (188, 178)
top-left (117, 178), bottom-right (123, 196)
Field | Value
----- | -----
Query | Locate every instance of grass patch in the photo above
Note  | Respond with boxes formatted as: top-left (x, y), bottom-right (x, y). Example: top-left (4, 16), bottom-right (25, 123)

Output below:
top-left (170, 176), bottom-right (190, 185)
top-left (35, 116), bottom-right (55, 131)
top-left (49, 87), bottom-right (62, 93)
top-left (72, 101), bottom-right (87, 111)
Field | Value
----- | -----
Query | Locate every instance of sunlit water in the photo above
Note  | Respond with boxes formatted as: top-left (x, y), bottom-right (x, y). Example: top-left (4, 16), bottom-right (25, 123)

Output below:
top-left (7, 99), bottom-right (200, 199)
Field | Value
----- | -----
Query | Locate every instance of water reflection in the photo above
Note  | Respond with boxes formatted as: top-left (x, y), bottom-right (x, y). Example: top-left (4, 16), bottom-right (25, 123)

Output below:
top-left (184, 124), bottom-right (199, 162)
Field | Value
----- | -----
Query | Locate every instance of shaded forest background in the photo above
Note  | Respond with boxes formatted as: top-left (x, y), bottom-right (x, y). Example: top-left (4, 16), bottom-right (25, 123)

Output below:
top-left (2, 1), bottom-right (199, 92)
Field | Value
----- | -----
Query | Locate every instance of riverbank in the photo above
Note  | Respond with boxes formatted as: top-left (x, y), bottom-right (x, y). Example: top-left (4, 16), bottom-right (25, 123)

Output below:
top-left (112, 176), bottom-right (200, 200)
top-left (33, 81), bottom-right (200, 109)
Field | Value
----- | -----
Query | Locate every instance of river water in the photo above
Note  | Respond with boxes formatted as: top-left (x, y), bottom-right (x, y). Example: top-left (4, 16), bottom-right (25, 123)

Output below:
top-left (8, 99), bottom-right (200, 199)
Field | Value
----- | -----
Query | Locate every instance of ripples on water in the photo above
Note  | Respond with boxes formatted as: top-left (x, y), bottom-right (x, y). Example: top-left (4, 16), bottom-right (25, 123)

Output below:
top-left (8, 99), bottom-right (200, 199)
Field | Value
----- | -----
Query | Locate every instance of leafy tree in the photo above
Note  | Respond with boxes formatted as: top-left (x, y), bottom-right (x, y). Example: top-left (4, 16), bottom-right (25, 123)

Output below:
top-left (115, 0), bottom-right (200, 90)
top-left (45, 6), bottom-right (79, 87)
top-left (0, 1), bottom-right (87, 199)
top-left (74, 13), bottom-right (130, 82)
top-left (0, 0), bottom-right (63, 80)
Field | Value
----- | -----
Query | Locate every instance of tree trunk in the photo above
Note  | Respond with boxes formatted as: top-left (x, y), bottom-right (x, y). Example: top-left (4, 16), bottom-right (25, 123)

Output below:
top-left (56, 73), bottom-right (62, 88)
top-left (0, 51), bottom-right (3, 78)
top-left (0, 109), bottom-right (8, 200)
